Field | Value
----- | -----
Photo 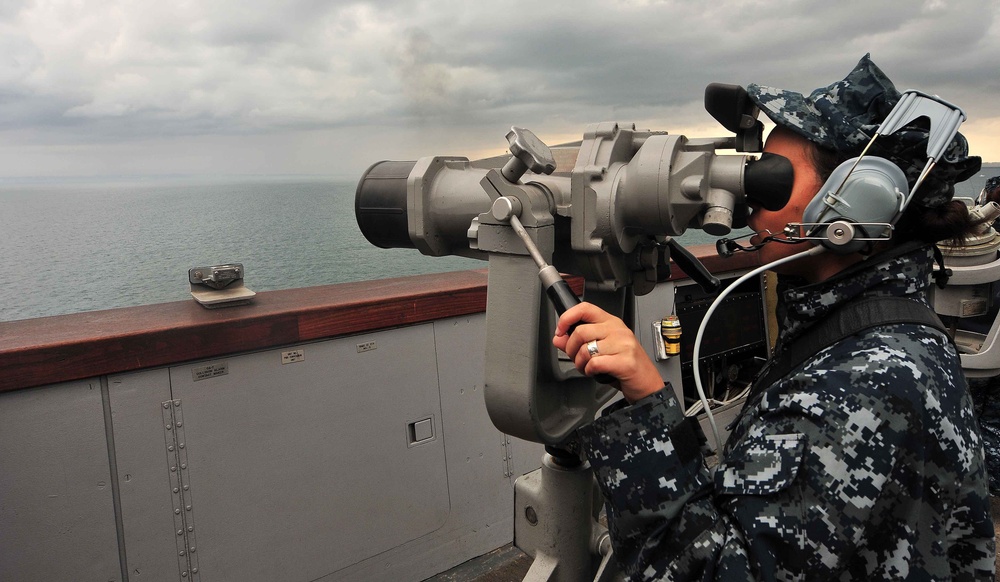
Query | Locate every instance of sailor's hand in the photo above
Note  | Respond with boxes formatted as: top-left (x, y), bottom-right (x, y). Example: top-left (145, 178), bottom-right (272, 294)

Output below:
top-left (553, 302), bottom-right (664, 403)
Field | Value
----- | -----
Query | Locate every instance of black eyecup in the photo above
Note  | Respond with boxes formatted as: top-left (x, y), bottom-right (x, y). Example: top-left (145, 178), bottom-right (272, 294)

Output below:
top-left (744, 153), bottom-right (794, 212)
top-left (705, 83), bottom-right (755, 134)
top-left (355, 160), bottom-right (418, 249)
top-left (705, 83), bottom-right (764, 152)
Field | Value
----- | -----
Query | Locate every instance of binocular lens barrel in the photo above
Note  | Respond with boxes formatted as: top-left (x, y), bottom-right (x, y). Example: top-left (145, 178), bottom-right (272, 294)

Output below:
top-left (355, 160), bottom-right (418, 249)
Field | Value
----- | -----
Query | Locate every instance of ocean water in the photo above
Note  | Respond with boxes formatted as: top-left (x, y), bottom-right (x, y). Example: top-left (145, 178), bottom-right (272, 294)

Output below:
top-left (0, 176), bottom-right (482, 322)
top-left (2, 169), bottom-right (999, 323)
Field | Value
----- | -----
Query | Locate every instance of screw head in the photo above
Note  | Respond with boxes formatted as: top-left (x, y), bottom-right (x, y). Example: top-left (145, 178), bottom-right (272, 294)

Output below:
top-left (525, 506), bottom-right (538, 526)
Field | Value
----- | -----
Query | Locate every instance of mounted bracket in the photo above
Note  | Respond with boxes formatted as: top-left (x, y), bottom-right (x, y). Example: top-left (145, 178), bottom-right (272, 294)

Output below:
top-left (188, 263), bottom-right (256, 308)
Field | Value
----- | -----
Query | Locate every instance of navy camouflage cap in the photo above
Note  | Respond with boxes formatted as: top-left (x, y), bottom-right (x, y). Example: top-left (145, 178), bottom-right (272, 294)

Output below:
top-left (747, 54), bottom-right (980, 207)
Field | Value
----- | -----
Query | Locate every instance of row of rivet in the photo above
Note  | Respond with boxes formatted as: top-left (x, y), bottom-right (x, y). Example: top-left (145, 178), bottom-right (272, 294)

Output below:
top-left (163, 400), bottom-right (201, 581)
top-left (501, 436), bottom-right (513, 478)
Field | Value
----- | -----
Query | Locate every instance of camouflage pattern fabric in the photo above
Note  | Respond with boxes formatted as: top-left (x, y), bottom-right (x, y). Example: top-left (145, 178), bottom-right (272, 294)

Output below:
top-left (970, 377), bottom-right (1000, 495)
top-left (578, 245), bottom-right (995, 580)
top-left (747, 54), bottom-right (980, 208)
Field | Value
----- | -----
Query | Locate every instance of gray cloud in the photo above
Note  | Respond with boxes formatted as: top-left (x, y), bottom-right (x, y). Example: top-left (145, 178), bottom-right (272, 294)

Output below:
top-left (0, 0), bottom-right (998, 177)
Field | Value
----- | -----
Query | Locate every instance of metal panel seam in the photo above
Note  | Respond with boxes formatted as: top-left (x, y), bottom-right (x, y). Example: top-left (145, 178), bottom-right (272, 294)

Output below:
top-left (101, 375), bottom-right (130, 582)
top-left (431, 321), bottom-right (455, 519)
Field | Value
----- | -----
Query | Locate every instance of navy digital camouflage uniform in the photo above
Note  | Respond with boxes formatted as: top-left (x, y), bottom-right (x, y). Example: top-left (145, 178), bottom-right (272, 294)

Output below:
top-left (577, 56), bottom-right (995, 580)
top-left (578, 245), bottom-right (995, 580)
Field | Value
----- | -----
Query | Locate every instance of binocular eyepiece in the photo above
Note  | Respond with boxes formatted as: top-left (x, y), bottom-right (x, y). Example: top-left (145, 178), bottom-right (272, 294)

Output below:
top-left (744, 152), bottom-right (795, 211)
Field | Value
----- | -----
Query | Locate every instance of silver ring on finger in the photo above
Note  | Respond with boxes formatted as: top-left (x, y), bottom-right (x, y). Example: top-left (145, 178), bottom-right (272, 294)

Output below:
top-left (587, 339), bottom-right (600, 357)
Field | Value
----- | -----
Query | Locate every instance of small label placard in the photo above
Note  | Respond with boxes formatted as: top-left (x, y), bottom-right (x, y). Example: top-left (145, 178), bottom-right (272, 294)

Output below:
top-left (961, 298), bottom-right (989, 317)
top-left (192, 362), bottom-right (229, 382)
top-left (357, 341), bottom-right (377, 353)
top-left (282, 349), bottom-right (305, 364)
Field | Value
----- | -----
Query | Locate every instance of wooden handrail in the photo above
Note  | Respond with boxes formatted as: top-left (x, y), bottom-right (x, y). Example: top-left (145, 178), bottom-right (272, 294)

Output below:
top-left (0, 245), bottom-right (760, 393)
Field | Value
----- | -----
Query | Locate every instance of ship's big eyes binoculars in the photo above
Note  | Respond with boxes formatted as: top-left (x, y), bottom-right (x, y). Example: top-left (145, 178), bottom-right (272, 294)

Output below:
top-left (355, 84), bottom-right (793, 295)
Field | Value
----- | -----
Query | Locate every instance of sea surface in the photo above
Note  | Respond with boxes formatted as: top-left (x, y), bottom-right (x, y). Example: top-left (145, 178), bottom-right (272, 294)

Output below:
top-left (2, 169), bottom-right (999, 323)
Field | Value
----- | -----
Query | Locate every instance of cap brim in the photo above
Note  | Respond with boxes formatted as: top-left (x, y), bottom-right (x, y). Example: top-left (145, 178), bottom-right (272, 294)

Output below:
top-left (747, 83), bottom-right (831, 146)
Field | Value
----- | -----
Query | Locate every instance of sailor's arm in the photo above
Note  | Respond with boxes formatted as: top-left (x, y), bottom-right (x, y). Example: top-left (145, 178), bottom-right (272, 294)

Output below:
top-left (556, 306), bottom-right (954, 580)
top-left (556, 303), bottom-right (753, 579)
top-left (576, 389), bottom-right (754, 580)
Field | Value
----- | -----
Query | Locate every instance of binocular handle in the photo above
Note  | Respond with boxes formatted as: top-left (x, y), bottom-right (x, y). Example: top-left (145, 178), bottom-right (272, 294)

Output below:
top-left (542, 273), bottom-right (617, 385)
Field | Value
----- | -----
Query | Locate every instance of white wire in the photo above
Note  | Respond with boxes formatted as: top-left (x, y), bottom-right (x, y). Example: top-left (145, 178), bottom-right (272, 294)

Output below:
top-left (690, 245), bottom-right (827, 457)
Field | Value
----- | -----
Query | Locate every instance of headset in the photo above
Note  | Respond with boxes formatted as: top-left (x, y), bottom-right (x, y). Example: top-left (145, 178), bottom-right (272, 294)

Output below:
top-left (792, 156), bottom-right (909, 254)
top-left (785, 90), bottom-right (967, 254)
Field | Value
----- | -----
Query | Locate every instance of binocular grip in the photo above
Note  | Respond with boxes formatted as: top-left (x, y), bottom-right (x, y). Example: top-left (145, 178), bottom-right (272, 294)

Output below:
top-left (545, 280), bottom-right (617, 385)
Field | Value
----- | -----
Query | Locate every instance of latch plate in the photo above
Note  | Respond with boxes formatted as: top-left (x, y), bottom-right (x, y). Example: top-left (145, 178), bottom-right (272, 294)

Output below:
top-left (188, 263), bottom-right (256, 308)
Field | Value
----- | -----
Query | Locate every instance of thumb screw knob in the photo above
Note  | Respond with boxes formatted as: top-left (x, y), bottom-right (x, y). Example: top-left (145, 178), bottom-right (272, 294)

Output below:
top-left (501, 127), bottom-right (556, 183)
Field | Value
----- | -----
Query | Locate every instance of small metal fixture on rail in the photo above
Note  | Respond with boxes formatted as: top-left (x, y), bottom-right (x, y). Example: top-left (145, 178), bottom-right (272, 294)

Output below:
top-left (188, 263), bottom-right (256, 308)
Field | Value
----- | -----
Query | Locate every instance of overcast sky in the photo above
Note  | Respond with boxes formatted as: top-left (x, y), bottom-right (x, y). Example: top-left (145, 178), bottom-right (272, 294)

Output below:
top-left (1, 0), bottom-right (998, 179)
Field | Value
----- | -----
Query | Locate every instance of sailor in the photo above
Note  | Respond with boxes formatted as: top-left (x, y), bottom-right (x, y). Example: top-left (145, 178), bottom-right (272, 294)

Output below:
top-left (554, 55), bottom-right (997, 580)
top-left (977, 175), bottom-right (1000, 207)
top-left (971, 174), bottom-right (1000, 496)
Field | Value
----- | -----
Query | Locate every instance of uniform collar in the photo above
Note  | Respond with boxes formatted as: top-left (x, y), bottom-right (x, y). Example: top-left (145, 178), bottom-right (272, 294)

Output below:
top-left (776, 242), bottom-right (934, 342)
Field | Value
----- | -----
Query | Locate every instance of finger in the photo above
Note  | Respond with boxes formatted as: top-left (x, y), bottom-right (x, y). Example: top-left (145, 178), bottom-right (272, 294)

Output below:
top-left (555, 305), bottom-right (594, 357)
top-left (574, 335), bottom-right (624, 373)
top-left (556, 301), bottom-right (619, 337)
top-left (554, 302), bottom-right (592, 337)
top-left (567, 325), bottom-right (627, 365)
top-left (581, 340), bottom-right (631, 380)
top-left (573, 338), bottom-right (601, 371)
top-left (566, 324), bottom-right (607, 362)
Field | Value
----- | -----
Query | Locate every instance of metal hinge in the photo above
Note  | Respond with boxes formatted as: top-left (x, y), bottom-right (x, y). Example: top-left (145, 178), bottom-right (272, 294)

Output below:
top-left (162, 400), bottom-right (201, 582)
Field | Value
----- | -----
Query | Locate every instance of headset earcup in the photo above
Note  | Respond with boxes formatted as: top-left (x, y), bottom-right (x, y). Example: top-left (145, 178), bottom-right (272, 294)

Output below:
top-left (801, 157), bottom-right (909, 253)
